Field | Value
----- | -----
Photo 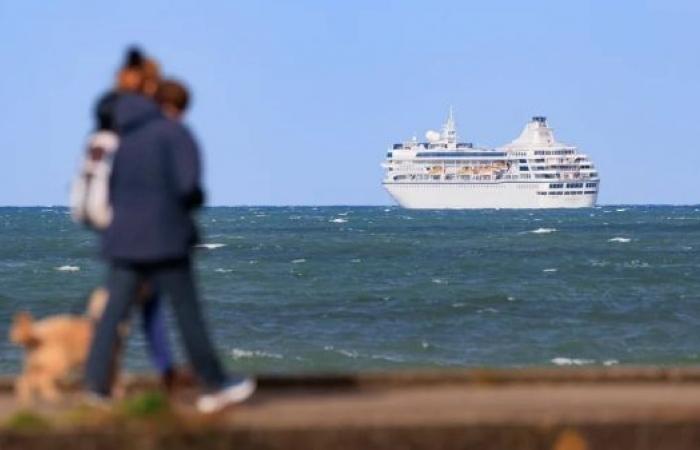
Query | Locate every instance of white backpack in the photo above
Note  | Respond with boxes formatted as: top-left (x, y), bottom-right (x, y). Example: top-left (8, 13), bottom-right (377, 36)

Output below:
top-left (69, 131), bottom-right (119, 230)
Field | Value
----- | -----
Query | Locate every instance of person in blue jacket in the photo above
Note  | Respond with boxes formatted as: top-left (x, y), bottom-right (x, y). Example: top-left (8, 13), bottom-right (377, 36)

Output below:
top-left (84, 52), bottom-right (255, 413)
top-left (84, 48), bottom-right (177, 390)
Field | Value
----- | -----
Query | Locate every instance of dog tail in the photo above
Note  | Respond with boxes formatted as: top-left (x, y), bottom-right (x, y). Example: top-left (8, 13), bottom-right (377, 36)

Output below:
top-left (9, 312), bottom-right (38, 347)
top-left (86, 288), bottom-right (109, 321)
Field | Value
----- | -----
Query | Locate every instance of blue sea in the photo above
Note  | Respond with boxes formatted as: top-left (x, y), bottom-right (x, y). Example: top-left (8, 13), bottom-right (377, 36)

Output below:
top-left (1, 206), bottom-right (699, 374)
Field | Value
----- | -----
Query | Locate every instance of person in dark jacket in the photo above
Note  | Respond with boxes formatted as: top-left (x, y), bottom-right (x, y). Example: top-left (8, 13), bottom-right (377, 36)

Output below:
top-left (84, 90), bottom-right (255, 413)
top-left (84, 48), bottom-right (177, 391)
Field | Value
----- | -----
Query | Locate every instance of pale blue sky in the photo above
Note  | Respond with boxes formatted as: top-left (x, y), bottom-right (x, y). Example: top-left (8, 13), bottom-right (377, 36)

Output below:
top-left (0, 1), bottom-right (698, 206)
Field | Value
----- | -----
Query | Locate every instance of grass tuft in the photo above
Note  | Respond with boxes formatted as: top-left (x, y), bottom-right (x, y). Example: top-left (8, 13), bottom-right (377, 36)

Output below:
top-left (4, 410), bottom-right (51, 431)
top-left (118, 391), bottom-right (170, 420)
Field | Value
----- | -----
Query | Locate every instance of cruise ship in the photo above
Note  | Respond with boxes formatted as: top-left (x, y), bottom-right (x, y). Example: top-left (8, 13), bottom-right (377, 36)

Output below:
top-left (381, 111), bottom-right (599, 209)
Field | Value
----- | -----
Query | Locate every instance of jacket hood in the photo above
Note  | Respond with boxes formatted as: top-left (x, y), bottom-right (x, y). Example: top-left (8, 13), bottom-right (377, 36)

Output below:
top-left (113, 93), bottom-right (162, 133)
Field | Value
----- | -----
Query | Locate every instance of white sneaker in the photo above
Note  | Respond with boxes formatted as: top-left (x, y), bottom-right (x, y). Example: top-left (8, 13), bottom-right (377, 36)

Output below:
top-left (196, 377), bottom-right (256, 414)
top-left (81, 391), bottom-right (112, 410)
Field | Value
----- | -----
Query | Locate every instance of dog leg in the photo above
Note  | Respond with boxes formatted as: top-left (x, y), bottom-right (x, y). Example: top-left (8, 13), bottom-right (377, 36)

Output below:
top-left (15, 374), bottom-right (33, 406)
top-left (37, 374), bottom-right (61, 403)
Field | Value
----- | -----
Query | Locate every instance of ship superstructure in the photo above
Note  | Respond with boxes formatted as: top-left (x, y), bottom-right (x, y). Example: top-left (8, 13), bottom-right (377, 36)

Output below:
top-left (381, 111), bottom-right (599, 209)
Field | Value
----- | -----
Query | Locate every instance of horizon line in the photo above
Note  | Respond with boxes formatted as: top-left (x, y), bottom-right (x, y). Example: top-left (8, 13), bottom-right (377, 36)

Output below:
top-left (0, 203), bottom-right (698, 208)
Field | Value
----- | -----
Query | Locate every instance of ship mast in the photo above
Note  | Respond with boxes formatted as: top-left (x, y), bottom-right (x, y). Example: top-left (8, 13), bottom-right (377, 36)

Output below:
top-left (442, 106), bottom-right (457, 146)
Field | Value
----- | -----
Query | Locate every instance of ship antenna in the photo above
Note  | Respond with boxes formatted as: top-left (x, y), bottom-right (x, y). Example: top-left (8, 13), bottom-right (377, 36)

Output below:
top-left (443, 106), bottom-right (457, 144)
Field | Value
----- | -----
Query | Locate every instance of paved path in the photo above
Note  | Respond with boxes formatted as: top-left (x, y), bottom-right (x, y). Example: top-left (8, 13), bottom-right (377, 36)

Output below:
top-left (229, 382), bottom-right (700, 429)
top-left (4, 369), bottom-right (700, 449)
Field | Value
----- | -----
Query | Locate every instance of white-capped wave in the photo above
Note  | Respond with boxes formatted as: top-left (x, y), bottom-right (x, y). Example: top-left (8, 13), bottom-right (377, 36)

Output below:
top-left (616, 208), bottom-right (627, 212)
top-left (291, 258), bottom-right (306, 264)
top-left (603, 359), bottom-right (619, 366)
top-left (530, 227), bottom-right (557, 234)
top-left (56, 265), bottom-right (80, 272)
top-left (214, 268), bottom-right (234, 273)
top-left (324, 346), bottom-right (360, 359)
top-left (608, 237), bottom-right (631, 243)
top-left (337, 349), bottom-right (359, 358)
top-left (231, 348), bottom-right (283, 360)
top-left (543, 268), bottom-right (558, 273)
top-left (477, 307), bottom-right (499, 314)
top-left (431, 278), bottom-right (446, 284)
top-left (196, 243), bottom-right (227, 250)
top-left (551, 357), bottom-right (595, 366)
top-left (329, 218), bottom-right (348, 223)
top-left (623, 260), bottom-right (650, 269)
top-left (350, 258), bottom-right (362, 263)
top-left (370, 354), bottom-right (405, 363)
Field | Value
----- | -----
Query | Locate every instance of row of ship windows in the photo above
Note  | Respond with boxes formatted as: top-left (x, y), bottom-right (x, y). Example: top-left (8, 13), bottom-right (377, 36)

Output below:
top-left (549, 183), bottom-right (598, 189)
top-left (390, 174), bottom-right (597, 183)
top-left (391, 143), bottom-right (477, 151)
top-left (533, 173), bottom-right (597, 179)
top-left (386, 150), bottom-right (576, 159)
top-left (415, 152), bottom-right (506, 158)
top-left (395, 160), bottom-right (510, 165)
top-left (393, 174), bottom-right (521, 181)
top-left (537, 191), bottom-right (597, 196)
top-left (534, 150), bottom-right (575, 155)
top-left (521, 165), bottom-right (591, 172)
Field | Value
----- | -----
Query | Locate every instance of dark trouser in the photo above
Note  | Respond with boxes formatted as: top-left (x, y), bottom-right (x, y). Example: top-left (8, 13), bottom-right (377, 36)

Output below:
top-left (85, 258), bottom-right (228, 395)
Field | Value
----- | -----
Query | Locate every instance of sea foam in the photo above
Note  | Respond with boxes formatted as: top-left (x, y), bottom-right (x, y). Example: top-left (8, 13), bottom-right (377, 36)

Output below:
top-left (196, 243), bottom-right (227, 250)
top-left (55, 265), bottom-right (80, 272)
top-left (551, 357), bottom-right (595, 366)
top-left (608, 237), bottom-right (631, 243)
top-left (530, 227), bottom-right (557, 234)
top-left (231, 348), bottom-right (283, 360)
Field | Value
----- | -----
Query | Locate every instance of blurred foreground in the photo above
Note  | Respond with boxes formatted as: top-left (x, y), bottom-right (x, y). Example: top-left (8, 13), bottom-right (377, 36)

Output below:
top-left (3, 367), bottom-right (700, 449)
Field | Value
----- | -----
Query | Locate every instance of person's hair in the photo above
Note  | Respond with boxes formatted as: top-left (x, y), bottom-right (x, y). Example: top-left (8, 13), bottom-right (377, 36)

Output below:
top-left (116, 46), bottom-right (161, 96)
top-left (125, 47), bottom-right (145, 68)
top-left (155, 79), bottom-right (190, 113)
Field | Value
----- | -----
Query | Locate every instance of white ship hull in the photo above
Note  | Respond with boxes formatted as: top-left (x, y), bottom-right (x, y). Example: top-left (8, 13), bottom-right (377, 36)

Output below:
top-left (383, 182), bottom-right (597, 209)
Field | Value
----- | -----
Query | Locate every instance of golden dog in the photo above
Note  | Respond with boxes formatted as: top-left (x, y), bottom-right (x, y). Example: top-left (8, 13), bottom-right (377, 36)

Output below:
top-left (9, 289), bottom-right (109, 404)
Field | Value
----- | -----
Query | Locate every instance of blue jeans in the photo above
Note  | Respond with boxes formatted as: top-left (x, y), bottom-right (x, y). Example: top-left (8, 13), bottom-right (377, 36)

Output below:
top-left (140, 293), bottom-right (174, 375)
top-left (85, 258), bottom-right (228, 396)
